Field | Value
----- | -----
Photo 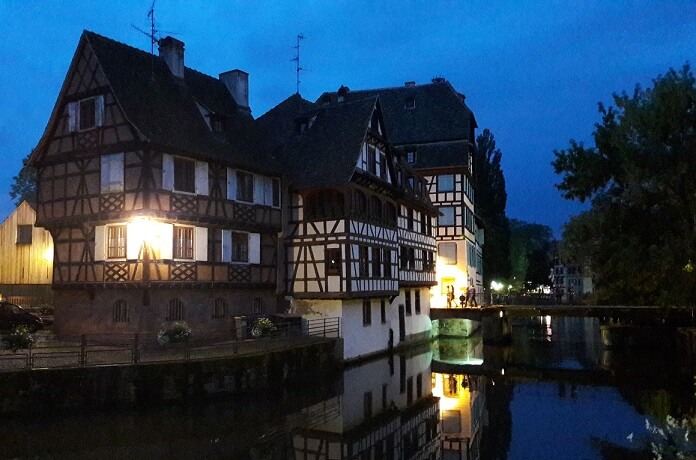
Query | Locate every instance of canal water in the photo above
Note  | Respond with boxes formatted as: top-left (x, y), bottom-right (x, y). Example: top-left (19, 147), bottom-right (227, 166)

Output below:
top-left (2, 317), bottom-right (694, 459)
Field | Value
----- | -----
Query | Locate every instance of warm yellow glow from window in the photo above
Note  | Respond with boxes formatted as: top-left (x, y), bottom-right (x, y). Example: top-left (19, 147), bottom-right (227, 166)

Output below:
top-left (129, 217), bottom-right (162, 251)
top-left (43, 247), bottom-right (53, 262)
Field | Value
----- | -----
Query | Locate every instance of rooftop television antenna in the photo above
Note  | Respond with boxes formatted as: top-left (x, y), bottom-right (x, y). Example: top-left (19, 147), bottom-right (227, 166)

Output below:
top-left (291, 34), bottom-right (305, 94)
top-left (131, 0), bottom-right (180, 54)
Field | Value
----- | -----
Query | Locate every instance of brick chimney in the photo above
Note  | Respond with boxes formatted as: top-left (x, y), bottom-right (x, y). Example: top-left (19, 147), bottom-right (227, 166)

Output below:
top-left (219, 69), bottom-right (250, 114)
top-left (158, 36), bottom-right (185, 79)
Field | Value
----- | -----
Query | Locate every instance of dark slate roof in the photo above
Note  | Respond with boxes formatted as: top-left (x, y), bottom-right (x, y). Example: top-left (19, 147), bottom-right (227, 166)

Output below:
top-left (263, 96), bottom-right (378, 189)
top-left (256, 93), bottom-right (317, 152)
top-left (34, 31), bottom-right (279, 175)
top-left (400, 140), bottom-right (469, 169)
top-left (317, 80), bottom-right (476, 145)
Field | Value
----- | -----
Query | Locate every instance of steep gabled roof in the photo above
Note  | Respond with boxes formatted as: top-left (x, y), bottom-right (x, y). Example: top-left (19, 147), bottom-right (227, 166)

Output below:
top-left (256, 93), bottom-right (317, 152)
top-left (263, 96), bottom-right (379, 189)
top-left (317, 80), bottom-right (477, 146)
top-left (32, 31), bottom-right (279, 175)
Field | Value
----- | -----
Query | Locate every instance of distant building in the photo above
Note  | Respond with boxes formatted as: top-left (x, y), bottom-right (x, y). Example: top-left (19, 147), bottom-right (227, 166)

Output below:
top-left (550, 259), bottom-right (593, 303)
top-left (0, 201), bottom-right (54, 306)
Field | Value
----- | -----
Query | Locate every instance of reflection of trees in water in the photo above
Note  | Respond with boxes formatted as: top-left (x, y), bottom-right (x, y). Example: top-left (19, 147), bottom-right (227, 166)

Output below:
top-left (479, 377), bottom-right (514, 460)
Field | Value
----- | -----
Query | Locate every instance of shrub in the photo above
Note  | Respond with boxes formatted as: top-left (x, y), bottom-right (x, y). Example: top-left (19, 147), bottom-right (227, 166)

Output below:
top-left (251, 317), bottom-right (277, 338)
top-left (1, 325), bottom-right (35, 352)
top-left (157, 322), bottom-right (192, 345)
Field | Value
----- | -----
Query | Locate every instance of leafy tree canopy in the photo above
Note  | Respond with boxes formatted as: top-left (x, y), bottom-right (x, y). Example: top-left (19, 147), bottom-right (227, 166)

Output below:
top-left (509, 218), bottom-right (554, 290)
top-left (474, 129), bottom-right (511, 287)
top-left (10, 153), bottom-right (36, 207)
top-left (552, 64), bottom-right (696, 305)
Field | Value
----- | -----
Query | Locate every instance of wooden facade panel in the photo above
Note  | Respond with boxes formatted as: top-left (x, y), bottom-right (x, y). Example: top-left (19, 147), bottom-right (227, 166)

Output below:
top-left (0, 203), bottom-right (53, 286)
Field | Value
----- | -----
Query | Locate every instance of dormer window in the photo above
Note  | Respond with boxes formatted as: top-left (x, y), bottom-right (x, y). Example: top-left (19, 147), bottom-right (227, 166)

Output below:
top-left (406, 151), bottom-right (416, 164)
top-left (210, 116), bottom-right (224, 133)
top-left (404, 97), bottom-right (415, 109)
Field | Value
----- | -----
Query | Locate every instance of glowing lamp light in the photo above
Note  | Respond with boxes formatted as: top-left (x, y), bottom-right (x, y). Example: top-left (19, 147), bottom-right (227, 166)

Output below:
top-left (491, 280), bottom-right (504, 292)
top-left (129, 217), bottom-right (162, 251)
top-left (43, 247), bottom-right (54, 262)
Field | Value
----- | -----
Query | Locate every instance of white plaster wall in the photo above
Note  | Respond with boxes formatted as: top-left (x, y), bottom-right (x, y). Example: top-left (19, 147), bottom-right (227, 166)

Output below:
top-left (390, 288), bottom-right (432, 347)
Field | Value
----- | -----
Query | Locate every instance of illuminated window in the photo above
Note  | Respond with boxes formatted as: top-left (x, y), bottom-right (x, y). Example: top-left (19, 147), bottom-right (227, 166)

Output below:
top-left (174, 226), bottom-right (194, 259)
top-left (107, 225), bottom-right (126, 259)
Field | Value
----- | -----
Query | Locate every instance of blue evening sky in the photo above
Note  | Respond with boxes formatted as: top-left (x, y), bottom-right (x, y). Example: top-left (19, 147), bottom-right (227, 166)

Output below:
top-left (0, 1), bottom-right (694, 235)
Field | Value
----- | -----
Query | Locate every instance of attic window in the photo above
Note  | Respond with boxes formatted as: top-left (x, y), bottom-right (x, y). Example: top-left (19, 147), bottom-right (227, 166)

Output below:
top-left (406, 151), bottom-right (416, 164)
top-left (210, 116), bottom-right (224, 133)
top-left (16, 225), bottom-right (32, 245)
top-left (68, 95), bottom-right (104, 132)
top-left (404, 97), bottom-right (415, 109)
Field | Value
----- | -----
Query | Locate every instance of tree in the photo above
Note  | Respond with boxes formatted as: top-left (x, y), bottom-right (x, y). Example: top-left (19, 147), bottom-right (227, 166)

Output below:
top-left (474, 129), bottom-right (511, 288)
top-left (508, 218), bottom-right (554, 290)
top-left (552, 64), bottom-right (696, 305)
top-left (10, 153), bottom-right (36, 207)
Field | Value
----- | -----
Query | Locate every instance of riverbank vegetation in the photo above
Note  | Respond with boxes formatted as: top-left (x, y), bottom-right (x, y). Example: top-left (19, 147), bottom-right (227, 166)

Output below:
top-left (553, 64), bottom-right (696, 306)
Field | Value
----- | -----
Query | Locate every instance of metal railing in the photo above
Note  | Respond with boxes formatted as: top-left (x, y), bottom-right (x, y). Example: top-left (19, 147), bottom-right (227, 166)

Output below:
top-left (0, 317), bottom-right (340, 373)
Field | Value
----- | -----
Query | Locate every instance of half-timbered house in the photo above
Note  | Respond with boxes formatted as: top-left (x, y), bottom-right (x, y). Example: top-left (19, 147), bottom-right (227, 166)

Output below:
top-left (258, 94), bottom-right (438, 359)
top-left (28, 31), bottom-right (282, 337)
top-left (318, 81), bottom-right (483, 309)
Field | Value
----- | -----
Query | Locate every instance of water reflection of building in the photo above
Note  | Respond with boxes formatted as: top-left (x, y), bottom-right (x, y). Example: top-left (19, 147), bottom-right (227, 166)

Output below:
top-left (291, 349), bottom-right (439, 459)
top-left (432, 373), bottom-right (486, 460)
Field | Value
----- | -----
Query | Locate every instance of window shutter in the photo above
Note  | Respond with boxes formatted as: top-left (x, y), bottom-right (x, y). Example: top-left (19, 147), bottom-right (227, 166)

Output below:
top-left (248, 233), bottom-right (261, 264)
top-left (253, 174), bottom-right (264, 204)
top-left (227, 167), bottom-right (237, 200)
top-left (162, 154), bottom-right (174, 190)
top-left (221, 229), bottom-right (231, 262)
top-left (195, 227), bottom-right (208, 261)
top-left (126, 224), bottom-right (141, 260)
top-left (94, 225), bottom-right (105, 261)
top-left (68, 102), bottom-right (78, 132)
top-left (159, 223), bottom-right (173, 260)
top-left (195, 161), bottom-right (209, 195)
top-left (95, 95), bottom-right (105, 127)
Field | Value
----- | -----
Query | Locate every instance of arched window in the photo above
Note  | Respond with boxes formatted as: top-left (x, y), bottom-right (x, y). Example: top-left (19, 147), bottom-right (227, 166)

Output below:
top-left (383, 202), bottom-right (397, 227)
top-left (353, 191), bottom-right (367, 217)
top-left (305, 190), bottom-right (345, 219)
top-left (167, 298), bottom-right (184, 321)
top-left (112, 299), bottom-right (129, 323)
top-left (213, 298), bottom-right (227, 319)
top-left (369, 196), bottom-right (382, 220)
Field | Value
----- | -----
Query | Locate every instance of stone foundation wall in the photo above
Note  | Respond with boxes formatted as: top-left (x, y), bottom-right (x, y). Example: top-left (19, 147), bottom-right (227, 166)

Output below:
top-left (53, 288), bottom-right (278, 339)
top-left (0, 340), bottom-right (339, 415)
